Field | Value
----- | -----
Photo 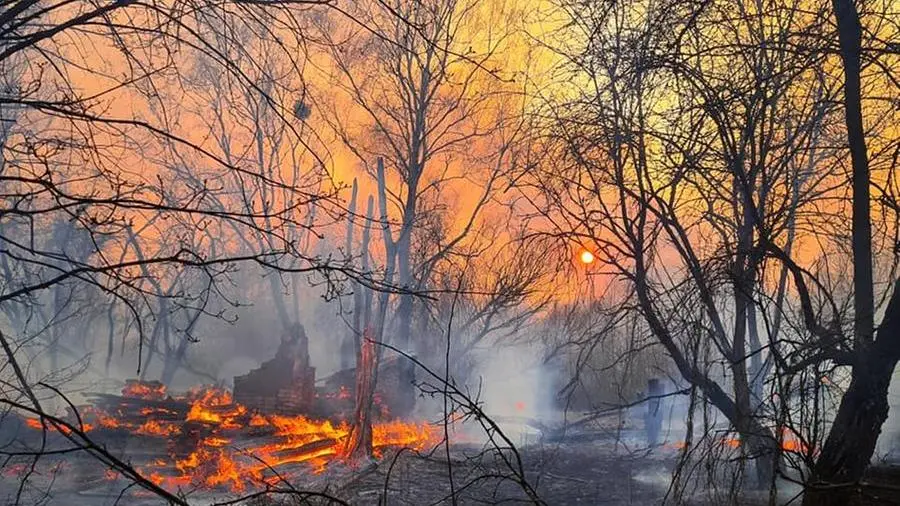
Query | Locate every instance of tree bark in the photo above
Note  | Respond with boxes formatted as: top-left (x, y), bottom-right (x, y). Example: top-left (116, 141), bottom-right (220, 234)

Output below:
top-left (832, 0), bottom-right (874, 348)
top-left (373, 158), bottom-right (397, 351)
top-left (344, 329), bottom-right (377, 460)
top-left (393, 160), bottom-right (420, 417)
top-left (360, 196), bottom-right (375, 337)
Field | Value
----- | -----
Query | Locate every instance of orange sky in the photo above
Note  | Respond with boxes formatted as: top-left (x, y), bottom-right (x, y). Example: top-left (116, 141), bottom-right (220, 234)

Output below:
top-left (16, 0), bottom-right (897, 309)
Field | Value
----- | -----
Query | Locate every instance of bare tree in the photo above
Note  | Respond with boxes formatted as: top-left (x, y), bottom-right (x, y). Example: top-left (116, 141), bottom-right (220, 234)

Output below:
top-left (527, 0), bottom-right (845, 488)
top-left (802, 0), bottom-right (900, 502)
top-left (315, 0), bottom-right (530, 415)
top-left (0, 0), bottom-right (388, 502)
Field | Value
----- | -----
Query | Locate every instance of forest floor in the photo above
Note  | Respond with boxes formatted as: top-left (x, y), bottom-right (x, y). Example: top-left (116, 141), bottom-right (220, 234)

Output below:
top-left (0, 421), bottom-right (680, 505)
top-left (5, 414), bottom-right (898, 505)
top-left (0, 439), bottom-right (671, 506)
top-left (334, 439), bottom-right (674, 505)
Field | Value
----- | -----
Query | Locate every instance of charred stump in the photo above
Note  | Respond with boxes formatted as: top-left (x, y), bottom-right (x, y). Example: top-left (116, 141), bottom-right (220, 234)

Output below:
top-left (344, 331), bottom-right (377, 460)
top-left (233, 323), bottom-right (316, 415)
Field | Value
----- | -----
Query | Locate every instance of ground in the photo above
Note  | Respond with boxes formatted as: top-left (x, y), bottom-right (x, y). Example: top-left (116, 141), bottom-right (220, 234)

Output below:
top-left (4, 416), bottom-right (899, 505)
top-left (337, 441), bottom-right (672, 505)
top-left (0, 436), bottom-right (677, 505)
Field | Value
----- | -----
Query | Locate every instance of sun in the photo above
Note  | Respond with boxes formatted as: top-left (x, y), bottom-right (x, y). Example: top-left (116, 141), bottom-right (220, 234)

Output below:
top-left (579, 250), bottom-right (595, 264)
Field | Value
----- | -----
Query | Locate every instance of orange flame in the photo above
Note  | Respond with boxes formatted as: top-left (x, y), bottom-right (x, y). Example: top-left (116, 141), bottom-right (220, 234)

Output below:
top-left (185, 388), bottom-right (246, 428)
top-left (122, 381), bottom-right (167, 400)
top-left (136, 419), bottom-right (180, 437)
top-left (667, 429), bottom-right (810, 454)
top-left (21, 385), bottom-right (439, 494)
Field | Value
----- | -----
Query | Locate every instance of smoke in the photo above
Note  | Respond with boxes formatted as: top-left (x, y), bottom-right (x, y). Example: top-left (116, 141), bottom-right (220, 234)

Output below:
top-left (176, 274), bottom-right (349, 389)
top-left (19, 255), bottom-right (357, 404)
top-left (463, 339), bottom-right (558, 445)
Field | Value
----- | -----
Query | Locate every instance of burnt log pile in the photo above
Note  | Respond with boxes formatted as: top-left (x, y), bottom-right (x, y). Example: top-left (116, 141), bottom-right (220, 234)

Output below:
top-left (2, 331), bottom-right (431, 499)
top-left (84, 393), bottom-right (188, 424)
top-left (9, 326), bottom-right (410, 455)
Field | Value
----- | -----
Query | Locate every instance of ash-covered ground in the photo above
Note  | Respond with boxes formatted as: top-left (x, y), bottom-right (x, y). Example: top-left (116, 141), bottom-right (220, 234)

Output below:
top-left (0, 413), bottom-right (786, 506)
top-left (0, 439), bottom-right (676, 505)
top-left (4, 411), bottom-right (899, 506)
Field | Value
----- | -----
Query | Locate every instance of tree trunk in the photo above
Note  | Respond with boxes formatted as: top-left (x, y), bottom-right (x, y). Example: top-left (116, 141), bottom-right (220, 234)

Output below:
top-left (803, 3), bottom-right (893, 503)
top-left (105, 302), bottom-right (116, 375)
top-left (394, 290), bottom-right (415, 417)
top-left (393, 200), bottom-right (416, 417)
top-left (831, 0), bottom-right (874, 349)
top-left (747, 305), bottom-right (765, 404)
top-left (140, 303), bottom-right (169, 381)
top-left (267, 270), bottom-right (294, 335)
top-left (732, 169), bottom-right (774, 487)
top-left (805, 280), bottom-right (900, 505)
top-left (343, 179), bottom-right (359, 370)
top-left (358, 195), bottom-right (375, 354)
top-left (159, 340), bottom-right (187, 386)
top-left (344, 329), bottom-right (376, 460)
top-left (804, 371), bottom-right (892, 505)
top-left (634, 263), bottom-right (777, 489)
top-left (373, 158), bottom-right (397, 351)
top-left (49, 285), bottom-right (61, 374)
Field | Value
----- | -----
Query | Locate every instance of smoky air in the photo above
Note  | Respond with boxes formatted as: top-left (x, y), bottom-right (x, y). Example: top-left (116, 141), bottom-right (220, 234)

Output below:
top-left (0, 1), bottom-right (898, 505)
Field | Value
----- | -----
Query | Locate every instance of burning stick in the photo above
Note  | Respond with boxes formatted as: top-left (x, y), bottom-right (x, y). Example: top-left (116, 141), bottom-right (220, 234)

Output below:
top-left (343, 330), bottom-right (377, 460)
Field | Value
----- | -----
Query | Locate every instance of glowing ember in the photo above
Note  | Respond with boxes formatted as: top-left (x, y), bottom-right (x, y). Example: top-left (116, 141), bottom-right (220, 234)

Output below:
top-left (136, 419), bottom-right (180, 437)
top-left (203, 436), bottom-right (231, 447)
top-left (725, 437), bottom-right (741, 448)
top-left (779, 427), bottom-right (809, 454)
top-left (669, 430), bottom-right (810, 454)
top-left (96, 413), bottom-right (123, 429)
top-left (122, 381), bottom-right (167, 401)
top-left (669, 440), bottom-right (689, 450)
top-left (139, 407), bottom-right (178, 417)
top-left (24, 417), bottom-right (93, 434)
top-left (782, 438), bottom-right (801, 451)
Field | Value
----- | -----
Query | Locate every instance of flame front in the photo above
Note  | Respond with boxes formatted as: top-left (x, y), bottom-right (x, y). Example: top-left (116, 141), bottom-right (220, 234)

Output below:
top-left (23, 384), bottom-right (438, 494)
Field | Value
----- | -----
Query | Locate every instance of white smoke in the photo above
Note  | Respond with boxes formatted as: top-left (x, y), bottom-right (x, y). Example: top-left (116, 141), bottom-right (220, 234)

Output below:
top-left (464, 340), bottom-right (557, 445)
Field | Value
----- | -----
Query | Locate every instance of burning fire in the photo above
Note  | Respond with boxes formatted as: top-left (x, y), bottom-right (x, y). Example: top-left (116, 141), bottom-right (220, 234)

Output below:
top-left (185, 389), bottom-right (246, 428)
top-left (22, 382), bottom-right (438, 494)
top-left (122, 380), bottom-right (167, 400)
top-left (24, 417), bottom-right (94, 434)
top-left (136, 419), bottom-right (180, 437)
top-left (668, 427), bottom-right (809, 454)
top-left (141, 410), bottom-right (435, 492)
